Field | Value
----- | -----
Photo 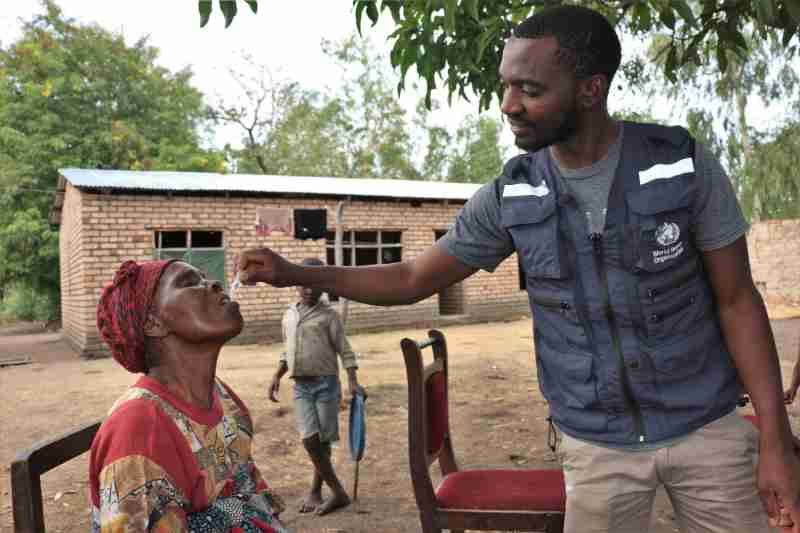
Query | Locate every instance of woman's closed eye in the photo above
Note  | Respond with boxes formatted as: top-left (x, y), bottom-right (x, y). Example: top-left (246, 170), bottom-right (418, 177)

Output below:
top-left (176, 272), bottom-right (204, 288)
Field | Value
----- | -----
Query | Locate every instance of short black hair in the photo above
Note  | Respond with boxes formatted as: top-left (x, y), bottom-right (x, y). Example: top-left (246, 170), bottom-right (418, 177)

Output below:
top-left (513, 5), bottom-right (621, 85)
top-left (301, 257), bottom-right (325, 267)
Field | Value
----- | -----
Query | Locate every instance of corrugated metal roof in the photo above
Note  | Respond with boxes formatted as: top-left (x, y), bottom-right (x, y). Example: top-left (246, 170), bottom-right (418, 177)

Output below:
top-left (58, 168), bottom-right (483, 201)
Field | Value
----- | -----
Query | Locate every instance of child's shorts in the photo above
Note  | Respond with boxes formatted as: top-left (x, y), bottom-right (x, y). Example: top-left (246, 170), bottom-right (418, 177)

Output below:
top-left (292, 375), bottom-right (341, 443)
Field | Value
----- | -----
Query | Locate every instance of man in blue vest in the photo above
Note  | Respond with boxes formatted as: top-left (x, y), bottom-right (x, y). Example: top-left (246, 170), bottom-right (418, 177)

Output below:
top-left (238, 5), bottom-right (799, 532)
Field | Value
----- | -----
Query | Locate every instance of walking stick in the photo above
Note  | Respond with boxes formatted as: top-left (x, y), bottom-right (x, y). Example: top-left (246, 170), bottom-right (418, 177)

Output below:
top-left (353, 460), bottom-right (360, 501)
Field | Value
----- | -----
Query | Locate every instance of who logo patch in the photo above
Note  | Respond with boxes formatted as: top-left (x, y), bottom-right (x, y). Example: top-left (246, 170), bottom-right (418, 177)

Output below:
top-left (655, 222), bottom-right (681, 247)
top-left (651, 221), bottom-right (685, 265)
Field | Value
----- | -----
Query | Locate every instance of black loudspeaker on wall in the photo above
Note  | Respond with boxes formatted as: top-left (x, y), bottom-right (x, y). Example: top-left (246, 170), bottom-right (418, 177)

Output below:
top-left (294, 209), bottom-right (327, 240)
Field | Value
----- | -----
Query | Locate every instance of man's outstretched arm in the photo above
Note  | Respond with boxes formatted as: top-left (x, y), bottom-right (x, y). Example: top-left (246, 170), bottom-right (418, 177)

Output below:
top-left (238, 243), bottom-right (478, 306)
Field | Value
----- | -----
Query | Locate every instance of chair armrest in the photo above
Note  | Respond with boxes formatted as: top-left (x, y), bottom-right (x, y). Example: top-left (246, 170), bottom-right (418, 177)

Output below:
top-left (11, 419), bottom-right (102, 533)
top-left (13, 419), bottom-right (102, 475)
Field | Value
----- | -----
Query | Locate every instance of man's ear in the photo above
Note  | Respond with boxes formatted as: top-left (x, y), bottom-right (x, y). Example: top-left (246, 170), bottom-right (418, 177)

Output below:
top-left (578, 74), bottom-right (608, 110)
top-left (144, 313), bottom-right (169, 339)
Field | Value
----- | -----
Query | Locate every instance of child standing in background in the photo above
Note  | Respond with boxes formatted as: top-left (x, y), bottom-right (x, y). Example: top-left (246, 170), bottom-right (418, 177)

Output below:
top-left (269, 257), bottom-right (365, 516)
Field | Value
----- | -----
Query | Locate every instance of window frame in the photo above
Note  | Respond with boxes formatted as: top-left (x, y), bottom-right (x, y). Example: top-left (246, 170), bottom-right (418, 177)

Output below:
top-left (325, 230), bottom-right (403, 267)
top-left (325, 229), bottom-right (403, 302)
top-left (153, 230), bottom-right (227, 287)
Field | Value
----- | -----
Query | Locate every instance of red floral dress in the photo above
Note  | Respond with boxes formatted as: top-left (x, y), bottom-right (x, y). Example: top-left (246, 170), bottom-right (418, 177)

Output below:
top-left (90, 376), bottom-right (287, 532)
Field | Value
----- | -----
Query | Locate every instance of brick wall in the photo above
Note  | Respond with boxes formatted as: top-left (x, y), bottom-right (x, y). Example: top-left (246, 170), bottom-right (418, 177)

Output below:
top-left (59, 183), bottom-right (89, 353)
top-left (748, 219), bottom-right (800, 304)
top-left (60, 188), bottom-right (530, 357)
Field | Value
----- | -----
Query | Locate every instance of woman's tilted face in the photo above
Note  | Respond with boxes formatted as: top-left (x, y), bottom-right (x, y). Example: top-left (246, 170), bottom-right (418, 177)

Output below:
top-left (153, 262), bottom-right (243, 343)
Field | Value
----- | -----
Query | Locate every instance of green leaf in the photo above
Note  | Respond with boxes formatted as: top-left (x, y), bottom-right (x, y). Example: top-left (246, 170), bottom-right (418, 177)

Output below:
top-left (387, 1), bottom-right (403, 23)
top-left (444, 0), bottom-right (457, 34)
top-left (683, 40), bottom-right (699, 65)
top-left (783, 26), bottom-right (797, 47)
top-left (673, 0), bottom-right (696, 27)
top-left (400, 46), bottom-right (418, 79)
top-left (658, 6), bottom-right (676, 30)
top-left (390, 43), bottom-right (403, 67)
top-left (199, 0), bottom-right (212, 28)
top-left (633, 2), bottom-right (652, 31)
top-left (787, 0), bottom-right (800, 25)
top-left (220, 0), bottom-right (237, 28)
top-left (755, 0), bottom-right (777, 24)
top-left (716, 41), bottom-right (729, 74)
top-left (355, 1), bottom-right (368, 33)
top-left (724, 27), bottom-right (750, 52)
top-left (246, 0), bottom-right (257, 14)
top-left (366, 2), bottom-right (379, 25)
top-left (465, 0), bottom-right (480, 21)
top-left (477, 25), bottom-right (498, 62)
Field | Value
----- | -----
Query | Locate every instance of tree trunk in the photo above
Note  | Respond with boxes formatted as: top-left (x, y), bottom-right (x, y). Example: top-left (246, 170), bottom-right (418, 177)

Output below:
top-left (734, 63), bottom-right (758, 219)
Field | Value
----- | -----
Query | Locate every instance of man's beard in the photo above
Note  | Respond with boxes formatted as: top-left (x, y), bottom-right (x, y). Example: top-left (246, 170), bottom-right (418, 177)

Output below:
top-left (514, 104), bottom-right (579, 153)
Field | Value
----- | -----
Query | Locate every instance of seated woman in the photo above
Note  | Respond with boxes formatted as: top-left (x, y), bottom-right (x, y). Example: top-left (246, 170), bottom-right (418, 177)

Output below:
top-left (90, 259), bottom-right (288, 532)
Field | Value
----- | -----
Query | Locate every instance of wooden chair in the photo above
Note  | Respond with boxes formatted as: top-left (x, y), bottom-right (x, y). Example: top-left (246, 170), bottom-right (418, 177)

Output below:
top-left (11, 419), bottom-right (102, 533)
top-left (401, 329), bottom-right (565, 533)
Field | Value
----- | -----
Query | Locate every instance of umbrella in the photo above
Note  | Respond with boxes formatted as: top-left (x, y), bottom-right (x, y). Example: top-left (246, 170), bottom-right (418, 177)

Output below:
top-left (348, 390), bottom-right (367, 501)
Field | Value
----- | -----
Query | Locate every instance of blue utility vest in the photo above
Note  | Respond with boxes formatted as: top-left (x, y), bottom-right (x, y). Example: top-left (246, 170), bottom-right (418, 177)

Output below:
top-left (500, 122), bottom-right (742, 444)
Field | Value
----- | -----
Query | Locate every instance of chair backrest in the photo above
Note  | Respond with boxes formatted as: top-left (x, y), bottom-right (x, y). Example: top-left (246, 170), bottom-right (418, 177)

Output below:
top-left (423, 359), bottom-right (449, 461)
top-left (401, 330), bottom-right (459, 507)
top-left (11, 419), bottom-right (102, 533)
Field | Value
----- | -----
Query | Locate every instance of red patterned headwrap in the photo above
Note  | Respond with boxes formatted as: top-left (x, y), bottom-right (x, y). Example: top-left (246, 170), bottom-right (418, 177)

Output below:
top-left (96, 259), bottom-right (177, 373)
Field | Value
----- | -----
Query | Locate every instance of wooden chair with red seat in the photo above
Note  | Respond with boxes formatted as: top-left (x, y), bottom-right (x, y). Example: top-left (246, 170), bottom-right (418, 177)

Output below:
top-left (401, 329), bottom-right (566, 533)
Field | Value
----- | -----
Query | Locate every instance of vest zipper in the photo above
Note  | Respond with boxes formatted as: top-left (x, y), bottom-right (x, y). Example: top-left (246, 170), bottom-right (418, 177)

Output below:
top-left (590, 232), bottom-right (646, 443)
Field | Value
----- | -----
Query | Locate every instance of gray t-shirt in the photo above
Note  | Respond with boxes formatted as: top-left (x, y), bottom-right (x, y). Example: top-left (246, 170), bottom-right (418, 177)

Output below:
top-left (555, 122), bottom-right (624, 234)
top-left (439, 124), bottom-right (749, 272)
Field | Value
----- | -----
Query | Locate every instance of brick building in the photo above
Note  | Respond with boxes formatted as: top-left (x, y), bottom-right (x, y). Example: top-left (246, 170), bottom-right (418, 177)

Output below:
top-left (52, 169), bottom-right (530, 357)
top-left (748, 219), bottom-right (800, 305)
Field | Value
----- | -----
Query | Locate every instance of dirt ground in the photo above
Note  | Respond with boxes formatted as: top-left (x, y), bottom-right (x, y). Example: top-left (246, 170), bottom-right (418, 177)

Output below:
top-left (1, 313), bottom-right (799, 533)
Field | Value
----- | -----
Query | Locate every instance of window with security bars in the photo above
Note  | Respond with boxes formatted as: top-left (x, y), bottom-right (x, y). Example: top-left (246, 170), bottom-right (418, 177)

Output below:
top-left (153, 230), bottom-right (226, 289)
top-left (324, 230), bottom-right (402, 301)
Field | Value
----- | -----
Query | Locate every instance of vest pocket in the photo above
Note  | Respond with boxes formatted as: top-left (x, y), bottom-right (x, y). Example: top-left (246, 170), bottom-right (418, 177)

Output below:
top-left (530, 295), bottom-right (590, 351)
top-left (501, 194), bottom-right (566, 279)
top-left (644, 323), bottom-right (716, 383)
top-left (535, 334), bottom-right (598, 409)
top-left (627, 183), bottom-right (694, 273)
top-left (640, 284), bottom-right (710, 339)
top-left (639, 259), bottom-right (699, 304)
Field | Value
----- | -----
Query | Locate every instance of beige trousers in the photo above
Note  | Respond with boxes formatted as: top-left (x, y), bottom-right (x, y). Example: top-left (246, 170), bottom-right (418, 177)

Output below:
top-left (558, 412), bottom-right (772, 533)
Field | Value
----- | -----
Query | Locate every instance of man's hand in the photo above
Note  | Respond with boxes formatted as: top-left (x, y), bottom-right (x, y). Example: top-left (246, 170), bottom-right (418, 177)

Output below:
top-left (758, 439), bottom-right (800, 531)
top-left (348, 380), bottom-right (366, 400)
top-left (238, 248), bottom-right (294, 287)
top-left (268, 376), bottom-right (282, 403)
top-left (785, 361), bottom-right (800, 404)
